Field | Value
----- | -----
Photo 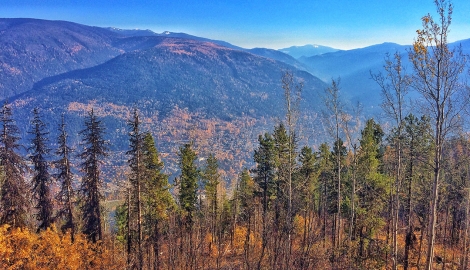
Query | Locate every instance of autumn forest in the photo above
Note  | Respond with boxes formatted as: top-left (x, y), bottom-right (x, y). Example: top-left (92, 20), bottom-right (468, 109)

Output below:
top-left (1, 0), bottom-right (470, 269)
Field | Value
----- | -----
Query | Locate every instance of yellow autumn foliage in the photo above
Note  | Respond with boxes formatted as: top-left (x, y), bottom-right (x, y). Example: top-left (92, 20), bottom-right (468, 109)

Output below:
top-left (0, 225), bottom-right (125, 270)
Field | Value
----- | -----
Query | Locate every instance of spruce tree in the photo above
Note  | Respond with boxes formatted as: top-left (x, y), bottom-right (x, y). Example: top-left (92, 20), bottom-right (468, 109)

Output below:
top-left (252, 132), bottom-right (276, 269)
top-left (355, 118), bottom-right (388, 264)
top-left (0, 102), bottom-right (29, 228)
top-left (317, 143), bottom-right (334, 245)
top-left (297, 145), bottom-right (317, 269)
top-left (236, 168), bottom-right (254, 223)
top-left (178, 143), bottom-right (199, 226)
top-left (142, 132), bottom-right (174, 269)
top-left (142, 133), bottom-right (174, 222)
top-left (78, 109), bottom-right (108, 243)
top-left (297, 146), bottom-right (316, 213)
top-left (201, 153), bottom-right (220, 247)
top-left (127, 109), bottom-right (144, 268)
top-left (29, 108), bottom-right (54, 232)
top-left (54, 114), bottom-right (75, 240)
top-left (253, 133), bottom-right (277, 215)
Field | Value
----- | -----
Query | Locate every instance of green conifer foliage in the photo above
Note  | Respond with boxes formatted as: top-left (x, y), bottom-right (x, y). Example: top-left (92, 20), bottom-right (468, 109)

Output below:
top-left (54, 114), bottom-right (76, 241)
top-left (29, 108), bottom-right (54, 232)
top-left (78, 109), bottom-right (108, 243)
top-left (0, 102), bottom-right (29, 228)
top-left (178, 143), bottom-right (199, 226)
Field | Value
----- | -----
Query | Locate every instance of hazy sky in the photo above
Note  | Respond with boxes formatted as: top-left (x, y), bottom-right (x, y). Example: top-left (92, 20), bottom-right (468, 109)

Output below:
top-left (2, 0), bottom-right (469, 50)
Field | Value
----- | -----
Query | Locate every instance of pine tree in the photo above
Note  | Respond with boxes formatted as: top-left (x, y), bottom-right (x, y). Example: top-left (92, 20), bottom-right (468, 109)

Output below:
top-left (0, 102), bottom-right (29, 228)
top-left (28, 108), bottom-right (54, 232)
top-left (176, 142), bottom-right (199, 269)
top-left (78, 109), bottom-right (108, 243)
top-left (402, 114), bottom-right (433, 268)
top-left (54, 114), bottom-right (75, 241)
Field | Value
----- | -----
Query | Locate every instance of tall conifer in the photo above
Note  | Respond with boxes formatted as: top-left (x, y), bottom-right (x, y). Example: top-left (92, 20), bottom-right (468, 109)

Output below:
top-left (29, 108), bottom-right (53, 232)
top-left (54, 114), bottom-right (75, 240)
top-left (0, 102), bottom-right (29, 228)
top-left (127, 109), bottom-right (144, 269)
top-left (178, 143), bottom-right (198, 226)
top-left (79, 109), bottom-right (108, 243)
top-left (142, 132), bottom-right (174, 269)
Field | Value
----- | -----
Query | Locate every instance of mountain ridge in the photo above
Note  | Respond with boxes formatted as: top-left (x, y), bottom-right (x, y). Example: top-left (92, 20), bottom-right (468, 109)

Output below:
top-left (279, 44), bottom-right (340, 58)
top-left (2, 18), bottom-right (469, 182)
top-left (5, 27), bottom-right (326, 181)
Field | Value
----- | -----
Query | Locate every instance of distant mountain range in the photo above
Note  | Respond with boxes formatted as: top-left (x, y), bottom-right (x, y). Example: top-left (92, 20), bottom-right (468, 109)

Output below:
top-left (1, 18), bottom-right (469, 183)
top-left (279, 44), bottom-right (340, 59)
top-left (297, 40), bottom-right (470, 112)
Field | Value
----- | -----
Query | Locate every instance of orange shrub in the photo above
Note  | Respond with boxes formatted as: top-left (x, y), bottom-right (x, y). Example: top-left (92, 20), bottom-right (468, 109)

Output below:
top-left (0, 225), bottom-right (125, 270)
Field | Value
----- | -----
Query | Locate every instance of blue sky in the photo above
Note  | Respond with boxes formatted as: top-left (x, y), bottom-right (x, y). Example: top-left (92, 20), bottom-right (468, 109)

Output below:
top-left (2, 0), bottom-right (469, 50)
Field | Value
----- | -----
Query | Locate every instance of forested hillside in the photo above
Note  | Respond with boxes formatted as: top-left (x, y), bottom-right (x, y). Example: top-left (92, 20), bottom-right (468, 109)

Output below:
top-left (1, 0), bottom-right (470, 269)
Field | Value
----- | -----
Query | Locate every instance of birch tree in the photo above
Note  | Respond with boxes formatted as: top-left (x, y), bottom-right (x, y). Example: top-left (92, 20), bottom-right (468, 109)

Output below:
top-left (409, 1), bottom-right (468, 268)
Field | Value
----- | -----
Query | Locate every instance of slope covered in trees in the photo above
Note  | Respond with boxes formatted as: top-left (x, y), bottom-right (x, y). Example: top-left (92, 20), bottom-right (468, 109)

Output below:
top-left (1, 0), bottom-right (470, 269)
top-left (6, 36), bottom-right (326, 185)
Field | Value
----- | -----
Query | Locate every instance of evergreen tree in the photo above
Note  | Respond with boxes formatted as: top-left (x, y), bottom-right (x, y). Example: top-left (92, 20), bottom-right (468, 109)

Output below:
top-left (237, 168), bottom-right (254, 223)
top-left (296, 146), bottom-right (317, 215)
top-left (0, 102), bottom-right (29, 228)
top-left (178, 143), bottom-right (199, 226)
top-left (253, 133), bottom-right (277, 214)
top-left (331, 138), bottom-right (347, 216)
top-left (296, 145), bottom-right (318, 269)
top-left (142, 132), bottom-right (174, 269)
top-left (201, 153), bottom-right (220, 245)
top-left (54, 114), bottom-right (75, 240)
top-left (126, 109), bottom-right (144, 268)
top-left (28, 108), bottom-right (53, 232)
top-left (142, 133), bottom-right (174, 222)
top-left (115, 203), bottom-right (128, 245)
top-left (402, 114), bottom-right (433, 267)
top-left (252, 132), bottom-right (276, 269)
top-left (273, 123), bottom-right (290, 215)
top-left (316, 143), bottom-right (333, 244)
top-left (78, 109), bottom-right (108, 243)
top-left (355, 118), bottom-right (388, 266)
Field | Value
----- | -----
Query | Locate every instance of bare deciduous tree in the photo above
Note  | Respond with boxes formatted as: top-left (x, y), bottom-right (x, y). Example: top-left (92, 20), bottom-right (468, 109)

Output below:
top-left (371, 52), bottom-right (411, 270)
top-left (408, 0), bottom-right (468, 268)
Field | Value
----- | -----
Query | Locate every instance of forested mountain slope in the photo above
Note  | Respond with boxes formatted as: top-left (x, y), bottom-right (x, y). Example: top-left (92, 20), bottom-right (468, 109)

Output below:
top-left (9, 35), bottom-right (326, 181)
